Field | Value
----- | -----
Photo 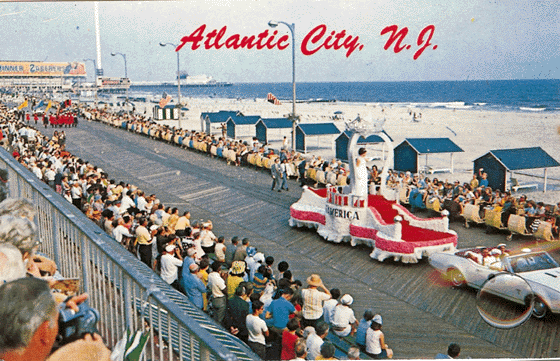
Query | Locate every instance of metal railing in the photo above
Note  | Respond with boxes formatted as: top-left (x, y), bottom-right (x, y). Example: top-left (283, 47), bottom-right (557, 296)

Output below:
top-left (0, 148), bottom-right (258, 361)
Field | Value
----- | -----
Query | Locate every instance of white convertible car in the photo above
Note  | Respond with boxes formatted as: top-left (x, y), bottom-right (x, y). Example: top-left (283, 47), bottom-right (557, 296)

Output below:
top-left (429, 248), bottom-right (560, 318)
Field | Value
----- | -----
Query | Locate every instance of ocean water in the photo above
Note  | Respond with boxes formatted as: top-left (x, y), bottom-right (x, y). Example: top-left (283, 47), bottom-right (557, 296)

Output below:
top-left (130, 79), bottom-right (560, 113)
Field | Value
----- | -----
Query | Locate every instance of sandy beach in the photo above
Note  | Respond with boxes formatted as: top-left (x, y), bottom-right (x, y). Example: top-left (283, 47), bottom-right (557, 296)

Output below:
top-left (137, 96), bottom-right (560, 203)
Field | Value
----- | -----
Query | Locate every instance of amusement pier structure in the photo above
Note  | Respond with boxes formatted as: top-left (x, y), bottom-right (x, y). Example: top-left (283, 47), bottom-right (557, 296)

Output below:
top-left (289, 116), bottom-right (458, 263)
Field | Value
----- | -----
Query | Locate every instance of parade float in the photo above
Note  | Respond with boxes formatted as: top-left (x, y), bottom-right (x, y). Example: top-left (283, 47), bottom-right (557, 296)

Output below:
top-left (289, 116), bottom-right (457, 263)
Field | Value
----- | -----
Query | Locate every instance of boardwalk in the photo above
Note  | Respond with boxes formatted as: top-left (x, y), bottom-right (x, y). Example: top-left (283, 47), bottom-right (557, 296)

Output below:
top-left (49, 120), bottom-right (560, 359)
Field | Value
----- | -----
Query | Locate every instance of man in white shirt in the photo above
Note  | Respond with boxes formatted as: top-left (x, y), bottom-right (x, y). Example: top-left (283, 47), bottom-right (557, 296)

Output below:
top-left (322, 288), bottom-right (340, 326)
top-left (246, 300), bottom-right (269, 359)
top-left (332, 294), bottom-right (358, 337)
top-left (120, 191), bottom-right (136, 215)
top-left (136, 191), bottom-right (148, 212)
top-left (207, 262), bottom-right (227, 323)
top-left (306, 321), bottom-right (329, 360)
top-left (160, 244), bottom-right (183, 291)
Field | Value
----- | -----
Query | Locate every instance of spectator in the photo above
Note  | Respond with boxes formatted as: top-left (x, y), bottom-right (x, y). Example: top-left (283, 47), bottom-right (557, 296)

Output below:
top-left (322, 288), bottom-right (340, 326)
top-left (245, 248), bottom-right (261, 282)
top-left (0, 243), bottom-right (25, 283)
top-left (246, 300), bottom-right (269, 359)
top-left (356, 310), bottom-right (375, 351)
top-left (181, 263), bottom-right (206, 310)
top-left (199, 258), bottom-right (210, 310)
top-left (233, 238), bottom-right (249, 262)
top-left (0, 277), bottom-right (110, 361)
top-left (281, 318), bottom-right (300, 360)
top-left (317, 342), bottom-right (336, 360)
top-left (293, 339), bottom-right (308, 360)
top-left (301, 274), bottom-right (331, 328)
top-left (208, 262), bottom-right (228, 323)
top-left (227, 261), bottom-right (246, 299)
top-left (435, 343), bottom-right (461, 359)
top-left (135, 218), bottom-right (155, 268)
top-left (0, 214), bottom-right (43, 278)
top-left (181, 248), bottom-right (197, 279)
top-left (200, 221), bottom-right (217, 254)
top-left (214, 236), bottom-right (226, 263)
top-left (160, 244), bottom-right (183, 291)
top-left (267, 287), bottom-right (297, 359)
top-left (225, 236), bottom-right (239, 267)
top-left (332, 294), bottom-right (358, 337)
top-left (278, 260), bottom-right (290, 280)
top-left (253, 264), bottom-right (270, 295)
top-left (175, 211), bottom-right (191, 237)
top-left (365, 315), bottom-right (393, 359)
top-left (347, 346), bottom-right (361, 360)
top-left (306, 321), bottom-right (329, 360)
top-left (224, 284), bottom-right (250, 342)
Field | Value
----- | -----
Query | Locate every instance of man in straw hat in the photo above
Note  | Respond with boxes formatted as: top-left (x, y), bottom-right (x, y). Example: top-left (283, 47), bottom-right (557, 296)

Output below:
top-left (301, 274), bottom-right (332, 328)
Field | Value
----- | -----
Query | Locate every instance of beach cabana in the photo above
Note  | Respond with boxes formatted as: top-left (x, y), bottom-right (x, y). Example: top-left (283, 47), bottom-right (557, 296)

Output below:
top-left (295, 123), bottom-right (341, 153)
top-left (394, 138), bottom-right (464, 174)
top-left (200, 110), bottom-right (242, 134)
top-left (335, 131), bottom-right (393, 162)
top-left (153, 105), bottom-right (188, 120)
top-left (226, 115), bottom-right (261, 139)
top-left (255, 118), bottom-right (293, 143)
top-left (473, 147), bottom-right (560, 192)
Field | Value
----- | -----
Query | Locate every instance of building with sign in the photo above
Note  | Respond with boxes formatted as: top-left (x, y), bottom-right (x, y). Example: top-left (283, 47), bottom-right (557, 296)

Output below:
top-left (0, 61), bottom-right (87, 92)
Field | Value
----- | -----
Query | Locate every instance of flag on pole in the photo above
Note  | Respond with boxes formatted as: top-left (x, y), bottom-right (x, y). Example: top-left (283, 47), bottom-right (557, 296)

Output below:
top-left (267, 93), bottom-right (281, 105)
top-left (17, 99), bottom-right (28, 110)
top-left (45, 100), bottom-right (52, 113)
top-left (37, 100), bottom-right (44, 108)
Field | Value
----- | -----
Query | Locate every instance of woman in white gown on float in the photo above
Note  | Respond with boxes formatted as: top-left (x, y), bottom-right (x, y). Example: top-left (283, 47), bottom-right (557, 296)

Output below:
top-left (355, 147), bottom-right (369, 197)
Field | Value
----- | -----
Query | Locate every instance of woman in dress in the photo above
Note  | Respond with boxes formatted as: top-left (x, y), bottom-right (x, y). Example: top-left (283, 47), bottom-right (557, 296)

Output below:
top-left (355, 148), bottom-right (369, 197)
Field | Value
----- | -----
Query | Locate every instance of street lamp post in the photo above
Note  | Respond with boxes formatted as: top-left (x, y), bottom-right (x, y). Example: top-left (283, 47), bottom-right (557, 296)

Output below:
top-left (111, 52), bottom-right (128, 103)
top-left (160, 42), bottom-right (183, 129)
top-left (83, 58), bottom-right (98, 105)
top-left (268, 20), bottom-right (297, 151)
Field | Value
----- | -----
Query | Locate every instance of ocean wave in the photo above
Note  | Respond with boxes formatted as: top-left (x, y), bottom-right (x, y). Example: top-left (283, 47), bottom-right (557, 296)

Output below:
top-left (520, 106), bottom-right (546, 111)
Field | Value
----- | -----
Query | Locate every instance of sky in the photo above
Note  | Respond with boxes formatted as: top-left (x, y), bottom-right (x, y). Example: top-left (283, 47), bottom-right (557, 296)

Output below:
top-left (0, 0), bottom-right (558, 83)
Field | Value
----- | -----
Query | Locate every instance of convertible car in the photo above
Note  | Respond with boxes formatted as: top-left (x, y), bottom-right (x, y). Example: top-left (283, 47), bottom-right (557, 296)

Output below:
top-left (429, 248), bottom-right (560, 318)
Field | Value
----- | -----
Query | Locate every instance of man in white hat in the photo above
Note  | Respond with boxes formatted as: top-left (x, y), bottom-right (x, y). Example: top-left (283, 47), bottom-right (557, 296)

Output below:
top-left (301, 274), bottom-right (331, 328)
top-left (331, 294), bottom-right (358, 337)
top-left (160, 244), bottom-right (183, 291)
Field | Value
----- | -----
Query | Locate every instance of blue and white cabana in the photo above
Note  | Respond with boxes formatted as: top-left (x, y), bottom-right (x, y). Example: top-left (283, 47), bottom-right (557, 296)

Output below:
top-left (255, 118), bottom-right (293, 144)
top-left (200, 110), bottom-right (242, 134)
top-left (295, 123), bottom-right (341, 153)
top-left (226, 115), bottom-right (261, 139)
top-left (473, 147), bottom-right (560, 192)
top-left (335, 130), bottom-right (393, 162)
top-left (394, 138), bottom-right (464, 174)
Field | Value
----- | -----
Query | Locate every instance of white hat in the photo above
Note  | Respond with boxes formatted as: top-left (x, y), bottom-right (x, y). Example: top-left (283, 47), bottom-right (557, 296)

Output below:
top-left (373, 314), bottom-right (383, 325)
top-left (340, 294), bottom-right (353, 305)
top-left (491, 249), bottom-right (502, 255)
top-left (150, 225), bottom-right (159, 231)
top-left (253, 252), bottom-right (265, 263)
top-left (165, 244), bottom-right (176, 252)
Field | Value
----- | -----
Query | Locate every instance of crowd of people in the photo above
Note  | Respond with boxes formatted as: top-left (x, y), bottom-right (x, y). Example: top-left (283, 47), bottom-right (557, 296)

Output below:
top-left (0, 100), bottom-right (397, 360)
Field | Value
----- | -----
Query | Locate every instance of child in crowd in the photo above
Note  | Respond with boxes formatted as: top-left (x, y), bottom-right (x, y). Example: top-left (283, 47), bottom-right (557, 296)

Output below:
top-left (365, 315), bottom-right (393, 359)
